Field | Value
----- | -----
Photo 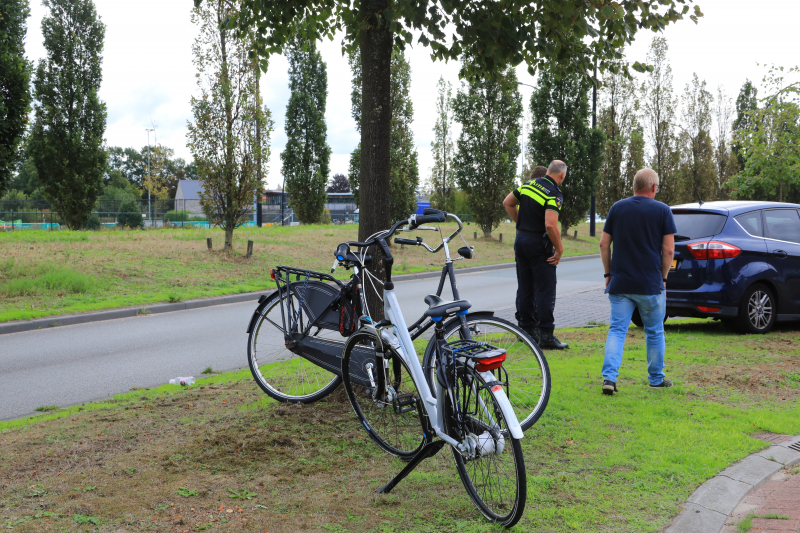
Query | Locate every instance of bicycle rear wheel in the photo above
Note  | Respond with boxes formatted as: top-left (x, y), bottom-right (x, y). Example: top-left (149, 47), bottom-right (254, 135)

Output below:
top-left (247, 291), bottom-right (341, 403)
top-left (342, 330), bottom-right (426, 459)
top-left (446, 367), bottom-right (526, 527)
top-left (424, 316), bottom-right (550, 430)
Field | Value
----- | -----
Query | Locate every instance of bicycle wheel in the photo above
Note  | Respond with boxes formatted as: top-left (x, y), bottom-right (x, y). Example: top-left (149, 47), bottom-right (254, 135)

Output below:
top-left (247, 290), bottom-right (341, 403)
top-left (342, 330), bottom-right (426, 459)
top-left (446, 366), bottom-right (526, 527)
top-left (424, 316), bottom-right (550, 430)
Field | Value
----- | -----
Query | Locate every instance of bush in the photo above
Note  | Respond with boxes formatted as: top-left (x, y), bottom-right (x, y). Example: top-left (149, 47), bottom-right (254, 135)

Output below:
top-left (117, 200), bottom-right (144, 229)
top-left (86, 213), bottom-right (101, 230)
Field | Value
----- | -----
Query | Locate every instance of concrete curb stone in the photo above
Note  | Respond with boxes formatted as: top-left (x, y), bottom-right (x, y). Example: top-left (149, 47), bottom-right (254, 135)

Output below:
top-left (0, 254), bottom-right (600, 336)
top-left (666, 438), bottom-right (800, 533)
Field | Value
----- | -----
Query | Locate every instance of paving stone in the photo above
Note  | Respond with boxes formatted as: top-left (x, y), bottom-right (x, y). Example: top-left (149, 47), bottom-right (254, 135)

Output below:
top-left (754, 446), bottom-right (800, 466)
top-left (665, 503), bottom-right (728, 533)
top-left (687, 476), bottom-right (753, 516)
top-left (750, 518), bottom-right (799, 531)
top-left (720, 455), bottom-right (784, 487)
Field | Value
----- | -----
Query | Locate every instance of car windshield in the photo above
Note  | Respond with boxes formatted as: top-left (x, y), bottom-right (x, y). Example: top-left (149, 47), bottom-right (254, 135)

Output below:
top-left (672, 212), bottom-right (727, 241)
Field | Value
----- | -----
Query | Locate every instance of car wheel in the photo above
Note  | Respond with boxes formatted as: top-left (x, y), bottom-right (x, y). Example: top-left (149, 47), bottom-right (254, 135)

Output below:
top-left (630, 307), bottom-right (668, 328)
top-left (735, 284), bottom-right (776, 334)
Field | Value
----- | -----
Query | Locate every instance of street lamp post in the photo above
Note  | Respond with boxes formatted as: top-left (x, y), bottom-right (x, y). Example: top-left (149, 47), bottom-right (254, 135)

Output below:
top-left (517, 82), bottom-right (536, 181)
top-left (146, 128), bottom-right (154, 228)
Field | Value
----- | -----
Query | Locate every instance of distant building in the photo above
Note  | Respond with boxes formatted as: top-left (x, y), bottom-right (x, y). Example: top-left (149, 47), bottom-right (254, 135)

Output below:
top-left (175, 180), bottom-right (204, 214)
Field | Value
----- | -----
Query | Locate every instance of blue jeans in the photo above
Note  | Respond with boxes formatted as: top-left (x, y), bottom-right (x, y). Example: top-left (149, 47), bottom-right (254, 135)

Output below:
top-left (602, 292), bottom-right (666, 386)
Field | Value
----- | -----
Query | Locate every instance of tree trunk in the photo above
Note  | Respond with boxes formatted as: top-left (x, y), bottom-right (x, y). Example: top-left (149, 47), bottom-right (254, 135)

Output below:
top-left (561, 223), bottom-right (569, 237)
top-left (358, 0), bottom-right (392, 320)
top-left (225, 223), bottom-right (234, 251)
top-left (483, 228), bottom-right (492, 238)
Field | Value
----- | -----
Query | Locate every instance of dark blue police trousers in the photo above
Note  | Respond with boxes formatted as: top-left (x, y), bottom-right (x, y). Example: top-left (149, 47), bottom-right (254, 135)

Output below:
top-left (514, 234), bottom-right (557, 334)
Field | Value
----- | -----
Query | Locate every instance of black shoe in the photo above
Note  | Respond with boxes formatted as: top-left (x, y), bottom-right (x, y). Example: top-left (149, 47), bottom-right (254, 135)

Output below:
top-left (539, 332), bottom-right (568, 350)
top-left (602, 380), bottom-right (617, 395)
top-left (649, 379), bottom-right (673, 389)
top-left (521, 326), bottom-right (541, 345)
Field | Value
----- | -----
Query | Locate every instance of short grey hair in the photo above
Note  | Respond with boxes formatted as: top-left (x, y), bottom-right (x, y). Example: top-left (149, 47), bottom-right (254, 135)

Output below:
top-left (633, 168), bottom-right (659, 192)
top-left (548, 160), bottom-right (567, 176)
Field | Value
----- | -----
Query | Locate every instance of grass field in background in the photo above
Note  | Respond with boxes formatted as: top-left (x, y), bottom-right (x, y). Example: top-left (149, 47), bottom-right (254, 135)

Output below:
top-left (0, 222), bottom-right (600, 323)
top-left (1, 320), bottom-right (799, 532)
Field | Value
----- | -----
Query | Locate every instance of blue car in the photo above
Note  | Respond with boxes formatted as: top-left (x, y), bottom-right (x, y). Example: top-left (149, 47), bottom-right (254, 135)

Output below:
top-left (656, 201), bottom-right (800, 334)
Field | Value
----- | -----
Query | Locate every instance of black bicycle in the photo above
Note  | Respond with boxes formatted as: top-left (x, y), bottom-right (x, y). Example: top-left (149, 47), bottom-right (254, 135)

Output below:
top-left (245, 210), bottom-right (550, 430)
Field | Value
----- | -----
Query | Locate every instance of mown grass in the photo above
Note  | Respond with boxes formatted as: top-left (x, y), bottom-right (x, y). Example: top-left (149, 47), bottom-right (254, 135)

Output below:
top-left (1, 321), bottom-right (799, 532)
top-left (0, 222), bottom-right (600, 323)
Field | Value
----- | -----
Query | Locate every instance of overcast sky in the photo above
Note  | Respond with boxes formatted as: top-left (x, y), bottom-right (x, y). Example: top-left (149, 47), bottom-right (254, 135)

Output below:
top-left (23, 0), bottom-right (800, 190)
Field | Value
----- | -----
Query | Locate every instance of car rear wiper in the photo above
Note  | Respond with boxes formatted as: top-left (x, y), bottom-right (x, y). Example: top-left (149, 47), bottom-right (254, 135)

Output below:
top-left (674, 234), bottom-right (692, 242)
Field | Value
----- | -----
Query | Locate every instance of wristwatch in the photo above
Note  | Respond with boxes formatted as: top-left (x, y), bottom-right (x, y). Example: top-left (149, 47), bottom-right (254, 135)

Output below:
top-left (603, 273), bottom-right (611, 278)
top-left (663, 278), bottom-right (668, 282)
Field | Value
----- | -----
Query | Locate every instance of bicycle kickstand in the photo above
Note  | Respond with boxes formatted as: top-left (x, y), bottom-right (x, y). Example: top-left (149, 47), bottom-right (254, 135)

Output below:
top-left (377, 440), bottom-right (446, 494)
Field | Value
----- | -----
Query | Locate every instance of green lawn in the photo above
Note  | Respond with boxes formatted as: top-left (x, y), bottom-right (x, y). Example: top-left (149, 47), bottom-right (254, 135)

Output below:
top-left (2, 320), bottom-right (798, 532)
top-left (0, 222), bottom-right (600, 323)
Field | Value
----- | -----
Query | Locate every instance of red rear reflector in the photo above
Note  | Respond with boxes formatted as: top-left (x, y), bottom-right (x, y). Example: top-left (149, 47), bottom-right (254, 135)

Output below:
top-left (697, 306), bottom-right (721, 313)
top-left (492, 385), bottom-right (503, 392)
top-left (270, 269), bottom-right (275, 280)
top-left (475, 353), bottom-right (506, 372)
top-left (687, 241), bottom-right (741, 260)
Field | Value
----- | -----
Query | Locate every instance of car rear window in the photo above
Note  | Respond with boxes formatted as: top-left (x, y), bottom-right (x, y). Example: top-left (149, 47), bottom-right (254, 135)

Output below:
top-left (671, 212), bottom-right (727, 241)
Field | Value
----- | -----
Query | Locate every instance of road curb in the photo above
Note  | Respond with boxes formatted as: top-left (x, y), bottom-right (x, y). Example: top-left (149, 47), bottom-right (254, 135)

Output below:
top-left (0, 254), bottom-right (601, 336)
top-left (665, 436), bottom-right (800, 533)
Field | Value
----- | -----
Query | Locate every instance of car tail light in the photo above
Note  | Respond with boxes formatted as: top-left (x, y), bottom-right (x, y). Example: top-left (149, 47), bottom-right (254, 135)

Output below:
top-left (687, 241), bottom-right (741, 260)
top-left (697, 306), bottom-right (721, 313)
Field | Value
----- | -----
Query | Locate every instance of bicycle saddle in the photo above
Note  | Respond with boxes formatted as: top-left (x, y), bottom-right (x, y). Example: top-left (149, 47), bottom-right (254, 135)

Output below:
top-left (423, 294), bottom-right (472, 318)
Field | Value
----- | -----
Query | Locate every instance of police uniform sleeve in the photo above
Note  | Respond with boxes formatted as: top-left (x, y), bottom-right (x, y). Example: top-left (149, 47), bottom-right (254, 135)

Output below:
top-left (512, 184), bottom-right (523, 201)
top-left (545, 191), bottom-right (563, 213)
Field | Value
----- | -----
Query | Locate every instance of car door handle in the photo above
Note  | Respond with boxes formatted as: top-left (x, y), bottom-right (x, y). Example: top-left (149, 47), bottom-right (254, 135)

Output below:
top-left (773, 250), bottom-right (788, 258)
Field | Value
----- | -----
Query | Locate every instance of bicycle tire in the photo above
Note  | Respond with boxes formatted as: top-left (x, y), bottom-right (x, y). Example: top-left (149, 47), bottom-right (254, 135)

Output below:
top-left (446, 366), bottom-right (526, 526)
top-left (247, 291), bottom-right (341, 403)
top-left (423, 316), bottom-right (550, 431)
top-left (342, 330), bottom-right (426, 460)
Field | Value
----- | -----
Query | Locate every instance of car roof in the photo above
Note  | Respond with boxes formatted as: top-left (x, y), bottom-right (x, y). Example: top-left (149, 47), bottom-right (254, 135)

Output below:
top-left (671, 200), bottom-right (800, 216)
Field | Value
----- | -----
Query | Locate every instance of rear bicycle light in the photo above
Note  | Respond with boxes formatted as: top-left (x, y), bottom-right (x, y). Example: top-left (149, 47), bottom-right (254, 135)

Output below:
top-left (475, 353), bottom-right (507, 372)
top-left (687, 241), bottom-right (741, 260)
top-left (270, 269), bottom-right (275, 280)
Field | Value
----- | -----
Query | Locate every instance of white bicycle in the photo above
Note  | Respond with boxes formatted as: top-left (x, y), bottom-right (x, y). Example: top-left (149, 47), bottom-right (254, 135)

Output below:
top-left (337, 210), bottom-right (527, 527)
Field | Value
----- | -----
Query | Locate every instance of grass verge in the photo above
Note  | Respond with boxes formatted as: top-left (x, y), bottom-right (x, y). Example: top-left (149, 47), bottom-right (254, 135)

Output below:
top-left (0, 222), bottom-right (599, 323)
top-left (6, 320), bottom-right (793, 532)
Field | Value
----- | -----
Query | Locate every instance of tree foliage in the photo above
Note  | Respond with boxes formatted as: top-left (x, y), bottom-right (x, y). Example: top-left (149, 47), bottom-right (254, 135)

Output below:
top-left (731, 79), bottom-right (759, 172)
top-left (728, 67), bottom-right (800, 203)
top-left (29, 0), bottom-right (107, 230)
top-left (528, 68), bottom-right (604, 236)
top-left (187, 0), bottom-right (273, 250)
top-left (641, 36), bottom-right (681, 207)
top-left (429, 76), bottom-right (455, 212)
top-left (453, 64), bottom-right (521, 238)
top-left (597, 61), bottom-right (644, 217)
top-left (713, 86), bottom-right (737, 200)
top-left (348, 49), bottom-right (419, 221)
top-left (327, 173), bottom-right (350, 193)
top-left (0, 0), bottom-right (32, 198)
top-left (281, 37), bottom-right (330, 224)
top-left (677, 73), bottom-right (717, 204)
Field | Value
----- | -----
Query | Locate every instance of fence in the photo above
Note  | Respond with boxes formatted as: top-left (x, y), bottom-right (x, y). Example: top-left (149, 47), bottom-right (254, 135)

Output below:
top-left (0, 199), bottom-right (301, 230)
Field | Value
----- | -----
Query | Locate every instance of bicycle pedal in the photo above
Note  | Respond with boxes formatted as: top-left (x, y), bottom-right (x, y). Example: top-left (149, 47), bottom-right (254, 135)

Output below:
top-left (393, 392), bottom-right (417, 414)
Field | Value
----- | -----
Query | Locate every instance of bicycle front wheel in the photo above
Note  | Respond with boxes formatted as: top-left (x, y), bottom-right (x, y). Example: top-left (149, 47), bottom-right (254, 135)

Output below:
top-left (342, 331), bottom-right (425, 459)
top-left (447, 367), bottom-right (526, 527)
top-left (424, 316), bottom-right (550, 431)
top-left (247, 291), bottom-right (341, 403)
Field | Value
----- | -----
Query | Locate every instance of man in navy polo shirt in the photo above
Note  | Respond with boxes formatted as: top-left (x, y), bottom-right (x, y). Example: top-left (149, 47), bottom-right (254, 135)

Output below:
top-left (599, 168), bottom-right (676, 395)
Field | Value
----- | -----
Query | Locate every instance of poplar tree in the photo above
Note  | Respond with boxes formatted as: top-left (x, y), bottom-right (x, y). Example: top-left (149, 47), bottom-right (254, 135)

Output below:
top-left (528, 69), bottom-right (604, 236)
top-left (281, 37), bottom-right (330, 224)
top-left (677, 74), bottom-right (717, 204)
top-left (29, 0), bottom-right (107, 230)
top-left (348, 49), bottom-right (418, 221)
top-left (597, 63), bottom-right (645, 216)
top-left (0, 0), bottom-right (32, 197)
top-left (453, 64), bottom-right (522, 238)
top-left (187, 0), bottom-right (273, 250)
top-left (641, 36), bottom-right (681, 206)
top-left (429, 77), bottom-right (455, 212)
top-left (714, 86), bottom-right (737, 200)
top-left (731, 80), bottom-right (759, 172)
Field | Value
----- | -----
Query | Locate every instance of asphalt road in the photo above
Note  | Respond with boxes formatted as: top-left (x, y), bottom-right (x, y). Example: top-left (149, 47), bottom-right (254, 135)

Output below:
top-left (0, 257), bottom-right (602, 421)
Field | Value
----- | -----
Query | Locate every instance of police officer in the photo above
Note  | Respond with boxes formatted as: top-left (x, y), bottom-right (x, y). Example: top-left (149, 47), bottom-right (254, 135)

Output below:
top-left (503, 160), bottom-right (569, 349)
